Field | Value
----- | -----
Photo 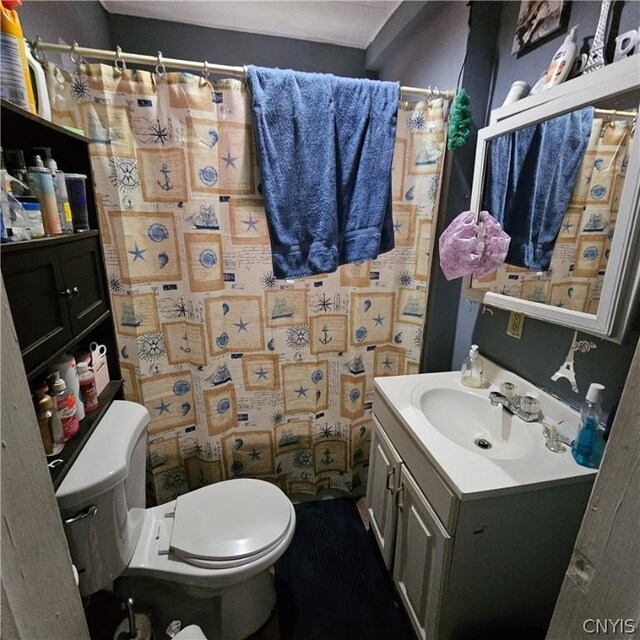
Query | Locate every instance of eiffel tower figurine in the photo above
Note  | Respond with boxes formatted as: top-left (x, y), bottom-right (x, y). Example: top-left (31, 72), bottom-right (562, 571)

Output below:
top-left (551, 330), bottom-right (579, 393)
top-left (583, 0), bottom-right (613, 74)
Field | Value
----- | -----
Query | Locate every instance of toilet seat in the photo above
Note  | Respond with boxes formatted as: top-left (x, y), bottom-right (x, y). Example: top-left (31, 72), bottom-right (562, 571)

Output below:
top-left (169, 479), bottom-right (292, 570)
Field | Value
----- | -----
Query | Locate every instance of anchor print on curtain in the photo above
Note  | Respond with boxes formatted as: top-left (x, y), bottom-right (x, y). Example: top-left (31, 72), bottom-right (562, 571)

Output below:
top-left (44, 62), bottom-right (448, 503)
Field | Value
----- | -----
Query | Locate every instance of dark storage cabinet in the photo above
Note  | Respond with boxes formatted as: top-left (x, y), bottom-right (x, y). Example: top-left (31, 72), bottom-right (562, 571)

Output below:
top-left (2, 234), bottom-right (108, 372)
top-left (1, 99), bottom-right (123, 488)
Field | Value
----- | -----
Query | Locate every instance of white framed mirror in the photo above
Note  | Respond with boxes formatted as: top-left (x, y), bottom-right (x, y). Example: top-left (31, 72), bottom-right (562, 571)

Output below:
top-left (464, 59), bottom-right (640, 342)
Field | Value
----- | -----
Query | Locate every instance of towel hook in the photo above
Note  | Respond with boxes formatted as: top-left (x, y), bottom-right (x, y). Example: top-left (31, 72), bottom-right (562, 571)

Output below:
top-left (155, 50), bottom-right (166, 77)
top-left (114, 45), bottom-right (126, 72)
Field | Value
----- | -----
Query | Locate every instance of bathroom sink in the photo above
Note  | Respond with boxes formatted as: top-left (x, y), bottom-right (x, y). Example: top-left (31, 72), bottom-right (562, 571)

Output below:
top-left (418, 388), bottom-right (534, 460)
top-left (374, 359), bottom-right (596, 498)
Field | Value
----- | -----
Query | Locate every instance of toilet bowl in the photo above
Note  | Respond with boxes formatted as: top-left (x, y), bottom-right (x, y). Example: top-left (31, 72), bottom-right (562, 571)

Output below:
top-left (56, 401), bottom-right (296, 640)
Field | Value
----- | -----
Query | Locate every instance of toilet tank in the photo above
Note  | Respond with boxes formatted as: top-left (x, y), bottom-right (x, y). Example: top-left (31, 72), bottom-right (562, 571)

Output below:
top-left (56, 400), bottom-right (150, 596)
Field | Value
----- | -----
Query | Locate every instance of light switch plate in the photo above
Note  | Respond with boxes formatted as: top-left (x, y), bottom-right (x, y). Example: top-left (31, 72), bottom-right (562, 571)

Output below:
top-left (507, 311), bottom-right (524, 339)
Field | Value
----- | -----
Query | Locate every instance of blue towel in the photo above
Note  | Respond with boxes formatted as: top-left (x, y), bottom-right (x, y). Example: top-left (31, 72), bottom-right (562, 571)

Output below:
top-left (483, 107), bottom-right (594, 271)
top-left (247, 66), bottom-right (399, 278)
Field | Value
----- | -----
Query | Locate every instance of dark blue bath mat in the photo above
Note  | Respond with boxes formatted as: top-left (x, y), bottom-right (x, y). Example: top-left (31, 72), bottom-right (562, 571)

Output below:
top-left (275, 498), bottom-right (416, 640)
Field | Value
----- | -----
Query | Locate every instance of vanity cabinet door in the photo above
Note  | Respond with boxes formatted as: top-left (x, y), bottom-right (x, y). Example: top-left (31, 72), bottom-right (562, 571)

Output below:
top-left (366, 417), bottom-right (402, 569)
top-left (393, 466), bottom-right (452, 640)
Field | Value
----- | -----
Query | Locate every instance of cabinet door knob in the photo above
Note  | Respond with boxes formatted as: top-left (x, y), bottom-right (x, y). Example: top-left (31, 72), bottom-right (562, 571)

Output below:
top-left (386, 467), bottom-right (396, 491)
top-left (58, 289), bottom-right (73, 298)
top-left (71, 286), bottom-right (80, 296)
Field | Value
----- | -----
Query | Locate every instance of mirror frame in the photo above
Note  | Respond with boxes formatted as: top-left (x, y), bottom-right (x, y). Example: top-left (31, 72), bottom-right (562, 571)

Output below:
top-left (464, 57), bottom-right (640, 342)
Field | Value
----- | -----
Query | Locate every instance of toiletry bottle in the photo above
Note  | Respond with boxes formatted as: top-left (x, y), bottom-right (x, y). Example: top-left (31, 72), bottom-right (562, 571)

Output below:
top-left (4, 149), bottom-right (30, 196)
top-left (28, 155), bottom-right (61, 235)
top-left (0, 0), bottom-right (36, 113)
top-left (77, 361), bottom-right (99, 412)
top-left (36, 396), bottom-right (64, 456)
top-left (49, 371), bottom-right (80, 441)
top-left (572, 383), bottom-right (605, 468)
top-left (44, 157), bottom-right (73, 233)
top-left (544, 26), bottom-right (578, 89)
top-left (461, 344), bottom-right (484, 388)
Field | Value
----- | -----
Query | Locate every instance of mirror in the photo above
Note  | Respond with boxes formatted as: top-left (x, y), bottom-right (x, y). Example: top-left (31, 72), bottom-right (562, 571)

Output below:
top-left (465, 62), bottom-right (640, 341)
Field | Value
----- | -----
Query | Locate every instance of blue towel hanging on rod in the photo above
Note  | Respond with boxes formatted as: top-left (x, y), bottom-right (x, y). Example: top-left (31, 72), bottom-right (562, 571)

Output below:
top-left (247, 65), bottom-right (400, 279)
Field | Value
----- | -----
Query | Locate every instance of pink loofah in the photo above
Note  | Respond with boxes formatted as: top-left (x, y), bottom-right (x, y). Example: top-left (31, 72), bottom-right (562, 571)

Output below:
top-left (439, 211), bottom-right (510, 281)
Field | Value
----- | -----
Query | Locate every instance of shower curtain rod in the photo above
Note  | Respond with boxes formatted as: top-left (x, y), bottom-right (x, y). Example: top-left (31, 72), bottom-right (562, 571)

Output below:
top-left (33, 40), bottom-right (456, 100)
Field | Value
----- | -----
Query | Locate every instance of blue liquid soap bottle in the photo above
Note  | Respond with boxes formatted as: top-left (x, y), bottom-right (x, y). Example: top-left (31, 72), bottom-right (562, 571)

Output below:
top-left (572, 383), bottom-right (606, 468)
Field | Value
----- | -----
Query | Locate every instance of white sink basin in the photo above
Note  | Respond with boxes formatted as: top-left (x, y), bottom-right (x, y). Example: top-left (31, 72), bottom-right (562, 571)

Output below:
top-left (374, 358), bottom-right (596, 498)
top-left (419, 388), bottom-right (534, 460)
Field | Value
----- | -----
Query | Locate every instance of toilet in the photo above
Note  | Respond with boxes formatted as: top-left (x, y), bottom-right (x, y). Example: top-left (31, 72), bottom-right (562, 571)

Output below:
top-left (56, 401), bottom-right (296, 640)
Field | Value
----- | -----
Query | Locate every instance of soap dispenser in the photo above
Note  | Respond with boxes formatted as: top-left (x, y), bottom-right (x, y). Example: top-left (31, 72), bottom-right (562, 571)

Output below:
top-left (572, 383), bottom-right (605, 468)
top-left (461, 344), bottom-right (484, 388)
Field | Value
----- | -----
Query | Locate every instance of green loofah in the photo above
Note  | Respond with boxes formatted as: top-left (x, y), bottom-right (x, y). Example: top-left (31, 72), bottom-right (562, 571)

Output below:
top-left (447, 88), bottom-right (472, 151)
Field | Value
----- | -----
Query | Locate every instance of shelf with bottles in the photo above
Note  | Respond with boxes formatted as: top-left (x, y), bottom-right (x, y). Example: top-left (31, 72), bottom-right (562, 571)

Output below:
top-left (1, 98), bottom-right (100, 240)
top-left (44, 380), bottom-right (124, 488)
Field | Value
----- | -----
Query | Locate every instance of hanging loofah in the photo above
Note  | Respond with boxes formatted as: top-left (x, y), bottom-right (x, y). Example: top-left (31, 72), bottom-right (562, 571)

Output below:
top-left (447, 88), bottom-right (472, 151)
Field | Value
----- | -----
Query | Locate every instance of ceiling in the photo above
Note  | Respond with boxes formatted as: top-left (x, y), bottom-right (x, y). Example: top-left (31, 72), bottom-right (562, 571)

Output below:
top-left (99, 1), bottom-right (402, 49)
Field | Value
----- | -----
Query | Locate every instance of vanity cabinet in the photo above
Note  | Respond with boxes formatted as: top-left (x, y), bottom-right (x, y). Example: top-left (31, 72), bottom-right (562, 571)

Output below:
top-left (368, 390), bottom-right (594, 640)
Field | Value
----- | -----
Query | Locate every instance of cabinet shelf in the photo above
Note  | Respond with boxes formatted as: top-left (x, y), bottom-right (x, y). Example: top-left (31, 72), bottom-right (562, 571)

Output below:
top-left (26, 310), bottom-right (112, 382)
top-left (1, 98), bottom-right (89, 143)
top-left (1, 230), bottom-right (100, 254)
top-left (49, 380), bottom-right (124, 489)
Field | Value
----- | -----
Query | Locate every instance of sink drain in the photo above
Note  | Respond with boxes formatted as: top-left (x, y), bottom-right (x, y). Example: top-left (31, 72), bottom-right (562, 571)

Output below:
top-left (474, 438), bottom-right (492, 450)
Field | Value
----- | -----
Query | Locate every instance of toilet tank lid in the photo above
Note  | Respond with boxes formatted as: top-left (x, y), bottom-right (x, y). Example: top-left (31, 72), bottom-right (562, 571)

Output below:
top-left (56, 401), bottom-right (150, 510)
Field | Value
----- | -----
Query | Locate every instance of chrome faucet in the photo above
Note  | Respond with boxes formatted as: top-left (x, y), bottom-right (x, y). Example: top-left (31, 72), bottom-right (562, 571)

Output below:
top-left (489, 391), bottom-right (541, 422)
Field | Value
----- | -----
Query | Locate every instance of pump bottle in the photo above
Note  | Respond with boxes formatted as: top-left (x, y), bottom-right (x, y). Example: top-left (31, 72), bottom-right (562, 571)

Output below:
top-left (461, 344), bottom-right (484, 388)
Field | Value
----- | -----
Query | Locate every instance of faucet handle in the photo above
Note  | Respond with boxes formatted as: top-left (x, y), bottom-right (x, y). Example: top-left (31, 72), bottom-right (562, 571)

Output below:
top-left (543, 420), bottom-right (567, 453)
top-left (499, 381), bottom-right (518, 400)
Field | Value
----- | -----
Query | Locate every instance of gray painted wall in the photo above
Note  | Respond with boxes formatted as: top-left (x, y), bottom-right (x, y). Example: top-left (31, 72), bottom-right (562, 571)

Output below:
top-left (19, 1), bottom-right (112, 50)
top-left (372, 1), bottom-right (469, 91)
top-left (106, 13), bottom-right (368, 77)
top-left (368, 0), bottom-right (474, 373)
top-left (454, 0), bottom-right (640, 417)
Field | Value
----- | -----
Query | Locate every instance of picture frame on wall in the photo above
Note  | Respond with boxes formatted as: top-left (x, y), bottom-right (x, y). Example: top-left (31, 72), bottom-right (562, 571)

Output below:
top-left (512, 1), bottom-right (570, 54)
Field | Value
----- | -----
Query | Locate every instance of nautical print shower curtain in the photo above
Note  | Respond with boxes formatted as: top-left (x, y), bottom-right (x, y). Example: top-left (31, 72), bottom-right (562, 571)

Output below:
top-left (44, 62), bottom-right (448, 504)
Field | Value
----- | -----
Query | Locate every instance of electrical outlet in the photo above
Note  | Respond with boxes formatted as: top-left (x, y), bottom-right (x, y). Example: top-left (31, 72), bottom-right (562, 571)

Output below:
top-left (507, 311), bottom-right (524, 339)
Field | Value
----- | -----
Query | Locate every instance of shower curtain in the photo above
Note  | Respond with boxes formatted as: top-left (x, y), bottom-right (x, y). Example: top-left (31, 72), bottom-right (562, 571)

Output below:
top-left (44, 63), bottom-right (448, 503)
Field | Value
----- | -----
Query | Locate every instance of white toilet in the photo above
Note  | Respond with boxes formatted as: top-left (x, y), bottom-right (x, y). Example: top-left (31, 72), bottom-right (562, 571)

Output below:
top-left (56, 400), bottom-right (296, 640)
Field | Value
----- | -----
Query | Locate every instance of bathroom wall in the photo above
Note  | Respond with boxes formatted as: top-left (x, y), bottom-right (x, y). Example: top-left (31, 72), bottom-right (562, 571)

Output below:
top-left (452, 0), bottom-right (640, 416)
top-left (367, 0), bottom-right (483, 373)
top-left (105, 14), bottom-right (368, 77)
top-left (19, 1), bottom-right (112, 51)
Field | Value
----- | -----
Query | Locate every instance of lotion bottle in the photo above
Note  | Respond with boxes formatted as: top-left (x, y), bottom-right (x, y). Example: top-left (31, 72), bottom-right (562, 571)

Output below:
top-left (544, 26), bottom-right (578, 89)
top-left (461, 344), bottom-right (484, 388)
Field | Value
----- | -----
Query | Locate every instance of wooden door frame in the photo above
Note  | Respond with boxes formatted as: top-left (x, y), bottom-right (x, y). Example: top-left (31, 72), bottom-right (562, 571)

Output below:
top-left (1, 276), bottom-right (89, 639)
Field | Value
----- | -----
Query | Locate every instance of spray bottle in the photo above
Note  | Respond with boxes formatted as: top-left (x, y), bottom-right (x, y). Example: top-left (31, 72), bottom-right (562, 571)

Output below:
top-left (0, 0), bottom-right (36, 113)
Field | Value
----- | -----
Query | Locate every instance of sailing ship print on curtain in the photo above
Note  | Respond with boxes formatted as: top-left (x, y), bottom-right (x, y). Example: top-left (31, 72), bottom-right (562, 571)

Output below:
top-left (44, 63), bottom-right (448, 503)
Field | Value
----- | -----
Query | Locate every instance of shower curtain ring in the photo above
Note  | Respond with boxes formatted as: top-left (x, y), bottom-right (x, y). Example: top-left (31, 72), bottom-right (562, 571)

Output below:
top-left (155, 51), bottom-right (166, 77)
top-left (114, 45), bottom-right (126, 72)
top-left (202, 60), bottom-right (211, 83)
top-left (70, 41), bottom-right (84, 65)
top-left (33, 36), bottom-right (47, 63)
